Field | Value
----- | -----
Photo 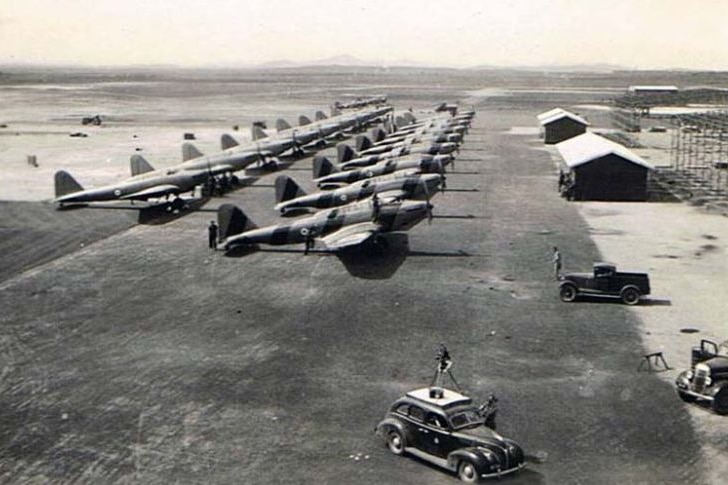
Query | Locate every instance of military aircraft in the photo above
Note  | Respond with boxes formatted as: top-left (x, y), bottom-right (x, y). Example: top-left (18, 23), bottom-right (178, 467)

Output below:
top-left (334, 143), bottom-right (446, 170)
top-left (354, 133), bottom-right (459, 158)
top-left (274, 172), bottom-right (443, 215)
top-left (217, 196), bottom-right (429, 253)
top-left (54, 155), bottom-right (209, 209)
top-left (334, 95), bottom-right (388, 110)
top-left (313, 154), bottom-right (451, 189)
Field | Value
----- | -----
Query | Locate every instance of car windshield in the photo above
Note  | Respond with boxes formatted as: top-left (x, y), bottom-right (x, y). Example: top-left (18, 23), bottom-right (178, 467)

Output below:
top-left (449, 408), bottom-right (485, 430)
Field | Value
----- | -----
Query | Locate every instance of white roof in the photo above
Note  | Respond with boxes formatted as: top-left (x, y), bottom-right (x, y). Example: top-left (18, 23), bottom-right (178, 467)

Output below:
top-left (627, 85), bottom-right (679, 92)
top-left (407, 387), bottom-right (472, 407)
top-left (537, 108), bottom-right (589, 127)
top-left (556, 132), bottom-right (654, 170)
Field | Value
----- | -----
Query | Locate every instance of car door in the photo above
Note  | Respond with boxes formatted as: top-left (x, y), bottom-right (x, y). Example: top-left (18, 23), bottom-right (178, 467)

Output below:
top-left (407, 404), bottom-right (428, 451)
top-left (423, 411), bottom-right (455, 458)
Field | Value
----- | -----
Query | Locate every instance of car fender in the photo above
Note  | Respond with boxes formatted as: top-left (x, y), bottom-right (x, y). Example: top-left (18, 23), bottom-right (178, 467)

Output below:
top-left (375, 417), bottom-right (408, 439)
top-left (675, 370), bottom-right (691, 388)
top-left (708, 381), bottom-right (728, 398)
top-left (559, 281), bottom-right (578, 290)
top-left (447, 447), bottom-right (492, 474)
top-left (620, 284), bottom-right (641, 294)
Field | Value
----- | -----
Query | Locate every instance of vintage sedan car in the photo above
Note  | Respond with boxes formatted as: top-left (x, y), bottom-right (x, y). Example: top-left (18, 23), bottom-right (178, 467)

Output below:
top-left (376, 387), bottom-right (525, 482)
top-left (675, 339), bottom-right (728, 414)
top-left (559, 262), bottom-right (650, 305)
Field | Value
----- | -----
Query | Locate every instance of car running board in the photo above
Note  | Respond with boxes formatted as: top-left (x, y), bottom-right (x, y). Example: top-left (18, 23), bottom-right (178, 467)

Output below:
top-left (405, 447), bottom-right (455, 471)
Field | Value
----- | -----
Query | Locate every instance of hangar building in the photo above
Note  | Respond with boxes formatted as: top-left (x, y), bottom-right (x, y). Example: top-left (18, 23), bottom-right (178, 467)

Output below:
top-left (556, 132), bottom-right (654, 201)
top-left (537, 108), bottom-right (590, 144)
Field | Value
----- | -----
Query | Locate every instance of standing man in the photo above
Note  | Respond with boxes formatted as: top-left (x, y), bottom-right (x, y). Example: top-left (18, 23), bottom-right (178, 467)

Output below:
top-left (208, 220), bottom-right (219, 250)
top-left (552, 246), bottom-right (562, 280)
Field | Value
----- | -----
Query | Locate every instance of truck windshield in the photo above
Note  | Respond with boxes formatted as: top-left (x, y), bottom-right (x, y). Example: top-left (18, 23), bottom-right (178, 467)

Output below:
top-left (449, 408), bottom-right (485, 430)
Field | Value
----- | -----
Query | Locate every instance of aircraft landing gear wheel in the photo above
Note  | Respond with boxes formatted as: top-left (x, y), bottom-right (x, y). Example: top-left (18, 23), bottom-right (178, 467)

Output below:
top-left (621, 287), bottom-right (640, 306)
top-left (458, 461), bottom-right (478, 483)
top-left (712, 386), bottom-right (728, 415)
top-left (387, 430), bottom-right (405, 456)
top-left (559, 284), bottom-right (577, 302)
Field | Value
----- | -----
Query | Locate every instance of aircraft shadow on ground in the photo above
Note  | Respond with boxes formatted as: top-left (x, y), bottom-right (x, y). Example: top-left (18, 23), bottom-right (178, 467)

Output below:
top-left (222, 234), bottom-right (475, 279)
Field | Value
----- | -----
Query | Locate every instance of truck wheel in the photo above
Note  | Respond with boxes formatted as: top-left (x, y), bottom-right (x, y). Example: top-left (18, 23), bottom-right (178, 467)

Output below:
top-left (712, 386), bottom-right (728, 415)
top-left (458, 461), bottom-right (479, 483)
top-left (621, 287), bottom-right (640, 305)
top-left (677, 389), bottom-right (697, 403)
top-left (386, 430), bottom-right (406, 456)
top-left (559, 284), bottom-right (577, 302)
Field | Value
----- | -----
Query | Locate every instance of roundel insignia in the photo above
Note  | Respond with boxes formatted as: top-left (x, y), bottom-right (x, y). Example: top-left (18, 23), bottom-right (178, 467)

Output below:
top-left (339, 194), bottom-right (348, 201)
top-left (114, 189), bottom-right (122, 196)
top-left (300, 227), bottom-right (310, 236)
top-left (365, 170), bottom-right (374, 178)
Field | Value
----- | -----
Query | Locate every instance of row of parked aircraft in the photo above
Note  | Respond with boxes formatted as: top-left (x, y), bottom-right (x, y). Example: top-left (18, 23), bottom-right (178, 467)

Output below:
top-left (216, 108), bottom-right (476, 253)
top-left (53, 103), bottom-right (393, 211)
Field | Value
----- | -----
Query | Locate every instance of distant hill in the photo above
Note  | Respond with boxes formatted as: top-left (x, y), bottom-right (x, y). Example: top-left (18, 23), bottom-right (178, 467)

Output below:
top-left (468, 63), bottom-right (625, 73)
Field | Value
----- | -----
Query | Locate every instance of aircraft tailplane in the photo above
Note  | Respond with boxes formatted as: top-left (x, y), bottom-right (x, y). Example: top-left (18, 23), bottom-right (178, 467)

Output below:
top-left (315, 111), bottom-right (327, 121)
top-left (313, 156), bottom-right (337, 179)
top-left (275, 175), bottom-right (307, 203)
top-left (299, 115), bottom-right (312, 126)
top-left (218, 204), bottom-right (257, 240)
top-left (182, 143), bottom-right (204, 162)
top-left (337, 143), bottom-right (355, 163)
top-left (54, 170), bottom-right (84, 197)
top-left (221, 134), bottom-right (240, 150)
top-left (130, 155), bottom-right (155, 176)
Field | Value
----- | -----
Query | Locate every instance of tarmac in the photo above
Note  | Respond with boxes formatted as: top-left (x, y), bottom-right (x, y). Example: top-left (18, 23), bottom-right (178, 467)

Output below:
top-left (0, 77), bottom-right (711, 484)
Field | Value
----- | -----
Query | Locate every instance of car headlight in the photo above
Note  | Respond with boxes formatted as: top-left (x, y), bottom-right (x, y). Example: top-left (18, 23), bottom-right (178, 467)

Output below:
top-left (686, 370), bottom-right (693, 380)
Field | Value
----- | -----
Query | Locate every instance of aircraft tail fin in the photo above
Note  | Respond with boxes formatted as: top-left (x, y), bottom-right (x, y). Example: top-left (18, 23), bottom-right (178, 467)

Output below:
top-left (276, 118), bottom-right (291, 132)
top-left (355, 135), bottom-right (373, 153)
top-left (221, 134), bottom-right (239, 150)
top-left (130, 155), bottom-right (155, 176)
top-left (403, 112), bottom-right (417, 124)
top-left (337, 143), bottom-right (355, 163)
top-left (182, 143), bottom-right (204, 162)
top-left (218, 204), bottom-right (257, 240)
top-left (371, 127), bottom-right (387, 143)
top-left (54, 170), bottom-right (84, 198)
top-left (313, 156), bottom-right (337, 179)
top-left (252, 125), bottom-right (268, 141)
top-left (275, 175), bottom-right (307, 203)
top-left (298, 115), bottom-right (312, 126)
top-left (315, 111), bottom-right (327, 121)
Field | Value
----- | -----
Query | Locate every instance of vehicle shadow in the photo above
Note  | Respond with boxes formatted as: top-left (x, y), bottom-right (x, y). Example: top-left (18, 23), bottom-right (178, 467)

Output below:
top-left (403, 453), bottom-right (545, 484)
top-left (568, 294), bottom-right (670, 306)
top-left (137, 197), bottom-right (211, 225)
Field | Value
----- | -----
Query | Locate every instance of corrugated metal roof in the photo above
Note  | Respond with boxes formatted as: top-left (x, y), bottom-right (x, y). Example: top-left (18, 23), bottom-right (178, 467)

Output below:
top-left (537, 108), bottom-right (590, 127)
top-left (556, 132), bottom-right (654, 170)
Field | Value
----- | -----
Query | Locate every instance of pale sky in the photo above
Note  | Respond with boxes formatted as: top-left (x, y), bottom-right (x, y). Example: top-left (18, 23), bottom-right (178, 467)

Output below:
top-left (1, 0), bottom-right (728, 69)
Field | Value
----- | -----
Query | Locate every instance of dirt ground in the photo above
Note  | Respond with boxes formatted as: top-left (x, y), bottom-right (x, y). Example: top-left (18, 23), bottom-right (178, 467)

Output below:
top-left (0, 68), bottom-right (724, 484)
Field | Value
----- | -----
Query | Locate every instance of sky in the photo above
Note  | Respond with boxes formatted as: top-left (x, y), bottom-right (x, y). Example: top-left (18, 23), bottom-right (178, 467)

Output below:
top-left (1, 0), bottom-right (728, 69)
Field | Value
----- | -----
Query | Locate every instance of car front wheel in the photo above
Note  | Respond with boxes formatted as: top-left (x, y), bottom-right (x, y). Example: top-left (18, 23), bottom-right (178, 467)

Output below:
top-left (621, 287), bottom-right (640, 305)
top-left (458, 460), bottom-right (479, 483)
top-left (559, 284), bottom-right (577, 302)
top-left (712, 386), bottom-right (728, 415)
top-left (387, 430), bottom-right (406, 456)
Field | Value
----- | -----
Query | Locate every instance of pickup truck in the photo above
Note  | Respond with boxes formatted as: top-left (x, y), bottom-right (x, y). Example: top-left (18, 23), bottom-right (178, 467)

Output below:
top-left (559, 262), bottom-right (650, 305)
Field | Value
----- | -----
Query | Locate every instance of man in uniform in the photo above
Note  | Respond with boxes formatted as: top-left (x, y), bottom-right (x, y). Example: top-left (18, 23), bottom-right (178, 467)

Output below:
top-left (208, 220), bottom-right (219, 250)
top-left (552, 246), bottom-right (562, 280)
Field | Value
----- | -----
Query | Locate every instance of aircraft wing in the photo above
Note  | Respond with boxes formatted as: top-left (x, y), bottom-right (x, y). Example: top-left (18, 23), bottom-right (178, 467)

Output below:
top-left (120, 184), bottom-right (181, 200)
top-left (375, 189), bottom-right (407, 203)
top-left (318, 222), bottom-right (380, 250)
top-left (208, 164), bottom-right (236, 175)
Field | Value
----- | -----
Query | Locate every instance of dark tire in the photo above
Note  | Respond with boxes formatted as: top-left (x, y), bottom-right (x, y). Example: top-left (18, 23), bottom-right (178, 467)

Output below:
top-left (458, 460), bottom-right (479, 483)
top-left (559, 284), bottom-right (577, 302)
top-left (712, 386), bottom-right (728, 415)
top-left (621, 287), bottom-right (640, 306)
top-left (677, 389), bottom-right (697, 403)
top-left (386, 430), bottom-right (405, 456)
